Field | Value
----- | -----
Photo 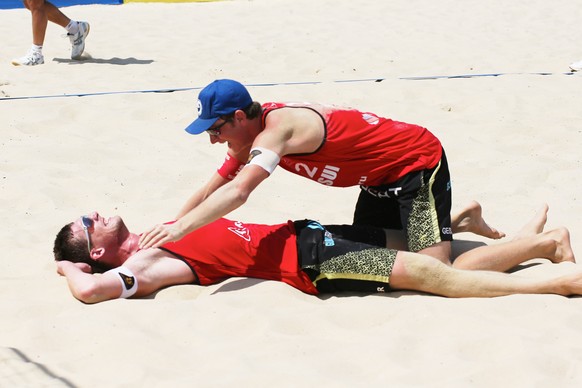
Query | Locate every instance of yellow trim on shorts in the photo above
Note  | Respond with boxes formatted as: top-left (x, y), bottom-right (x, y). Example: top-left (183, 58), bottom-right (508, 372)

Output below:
top-left (428, 160), bottom-right (442, 243)
top-left (313, 272), bottom-right (390, 285)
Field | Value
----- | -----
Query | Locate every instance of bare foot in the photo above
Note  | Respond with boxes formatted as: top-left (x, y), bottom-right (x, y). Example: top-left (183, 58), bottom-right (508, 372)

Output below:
top-left (513, 204), bottom-right (549, 240)
top-left (452, 200), bottom-right (506, 239)
top-left (557, 270), bottom-right (582, 296)
top-left (545, 227), bottom-right (576, 264)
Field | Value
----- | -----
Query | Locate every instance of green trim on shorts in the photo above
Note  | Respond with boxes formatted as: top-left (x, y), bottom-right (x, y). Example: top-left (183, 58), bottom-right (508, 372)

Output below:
top-left (305, 247), bottom-right (397, 289)
top-left (408, 160), bottom-right (442, 252)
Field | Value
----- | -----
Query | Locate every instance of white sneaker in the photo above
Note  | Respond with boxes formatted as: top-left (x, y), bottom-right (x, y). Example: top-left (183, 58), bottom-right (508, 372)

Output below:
top-left (68, 21), bottom-right (90, 60)
top-left (570, 60), bottom-right (582, 72)
top-left (11, 50), bottom-right (44, 66)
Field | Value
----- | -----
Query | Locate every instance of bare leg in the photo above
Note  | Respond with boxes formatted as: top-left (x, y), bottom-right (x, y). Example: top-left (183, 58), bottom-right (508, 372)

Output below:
top-left (451, 200), bottom-right (505, 239)
top-left (383, 201), bottom-right (506, 250)
top-left (389, 251), bottom-right (582, 297)
top-left (512, 203), bottom-right (548, 239)
top-left (25, 0), bottom-right (70, 46)
top-left (383, 229), bottom-right (407, 251)
top-left (418, 240), bottom-right (452, 265)
top-left (452, 227), bottom-right (575, 271)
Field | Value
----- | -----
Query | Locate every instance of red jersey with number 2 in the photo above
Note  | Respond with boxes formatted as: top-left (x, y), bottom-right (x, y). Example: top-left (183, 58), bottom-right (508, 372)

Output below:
top-left (261, 102), bottom-right (442, 187)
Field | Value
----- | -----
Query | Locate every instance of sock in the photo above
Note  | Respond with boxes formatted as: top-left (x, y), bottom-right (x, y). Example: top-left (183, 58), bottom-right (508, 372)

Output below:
top-left (31, 44), bottom-right (43, 54)
top-left (66, 20), bottom-right (79, 35)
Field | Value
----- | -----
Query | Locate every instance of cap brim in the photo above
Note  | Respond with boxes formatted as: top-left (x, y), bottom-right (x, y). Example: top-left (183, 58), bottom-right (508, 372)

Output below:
top-left (185, 117), bottom-right (219, 135)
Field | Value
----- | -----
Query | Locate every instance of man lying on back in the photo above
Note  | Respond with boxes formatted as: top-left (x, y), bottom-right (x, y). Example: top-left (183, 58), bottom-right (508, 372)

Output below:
top-left (53, 209), bottom-right (578, 304)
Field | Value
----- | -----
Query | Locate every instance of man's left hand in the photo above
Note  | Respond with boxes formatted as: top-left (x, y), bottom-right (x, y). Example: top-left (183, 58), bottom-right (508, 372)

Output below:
top-left (138, 223), bottom-right (185, 249)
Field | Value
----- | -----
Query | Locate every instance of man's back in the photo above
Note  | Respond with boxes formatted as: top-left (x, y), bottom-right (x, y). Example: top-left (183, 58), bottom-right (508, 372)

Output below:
top-left (261, 102), bottom-right (443, 186)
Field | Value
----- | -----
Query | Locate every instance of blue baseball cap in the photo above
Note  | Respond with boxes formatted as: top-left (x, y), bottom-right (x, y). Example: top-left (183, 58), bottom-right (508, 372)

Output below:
top-left (185, 79), bottom-right (253, 135)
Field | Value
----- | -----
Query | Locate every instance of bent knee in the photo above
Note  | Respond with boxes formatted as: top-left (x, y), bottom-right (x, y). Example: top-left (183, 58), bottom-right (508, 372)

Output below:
top-left (417, 241), bottom-right (452, 265)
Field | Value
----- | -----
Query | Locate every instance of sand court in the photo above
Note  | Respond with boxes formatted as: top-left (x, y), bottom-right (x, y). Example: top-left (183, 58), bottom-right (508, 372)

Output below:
top-left (1, 0), bottom-right (582, 386)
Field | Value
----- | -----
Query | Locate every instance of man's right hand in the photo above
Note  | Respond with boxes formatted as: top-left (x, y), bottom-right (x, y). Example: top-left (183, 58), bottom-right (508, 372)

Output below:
top-left (56, 261), bottom-right (92, 276)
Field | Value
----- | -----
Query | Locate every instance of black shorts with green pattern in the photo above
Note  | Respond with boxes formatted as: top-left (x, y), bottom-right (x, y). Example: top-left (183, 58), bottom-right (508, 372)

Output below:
top-left (294, 220), bottom-right (397, 294)
top-left (353, 149), bottom-right (453, 252)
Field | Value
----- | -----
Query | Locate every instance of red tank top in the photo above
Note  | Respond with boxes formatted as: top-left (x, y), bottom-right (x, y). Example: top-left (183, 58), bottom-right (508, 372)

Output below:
top-left (261, 102), bottom-right (443, 187)
top-left (160, 218), bottom-right (317, 294)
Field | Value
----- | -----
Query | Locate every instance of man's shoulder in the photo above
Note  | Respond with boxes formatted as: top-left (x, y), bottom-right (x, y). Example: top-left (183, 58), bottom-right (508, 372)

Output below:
top-left (113, 248), bottom-right (196, 296)
top-left (125, 248), bottom-right (180, 268)
top-left (123, 248), bottom-right (195, 281)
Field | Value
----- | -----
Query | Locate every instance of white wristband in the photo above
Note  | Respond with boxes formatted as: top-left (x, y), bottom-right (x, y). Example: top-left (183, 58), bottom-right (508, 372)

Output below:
top-left (106, 266), bottom-right (138, 299)
top-left (246, 147), bottom-right (281, 174)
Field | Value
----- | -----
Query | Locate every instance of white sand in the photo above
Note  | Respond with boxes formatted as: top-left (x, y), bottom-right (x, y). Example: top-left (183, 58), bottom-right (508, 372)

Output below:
top-left (1, 0), bottom-right (582, 386)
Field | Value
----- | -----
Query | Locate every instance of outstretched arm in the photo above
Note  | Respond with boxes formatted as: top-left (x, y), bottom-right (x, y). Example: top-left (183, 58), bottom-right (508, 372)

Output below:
top-left (139, 165), bottom-right (270, 249)
top-left (176, 171), bottom-right (230, 219)
top-left (140, 108), bottom-right (303, 249)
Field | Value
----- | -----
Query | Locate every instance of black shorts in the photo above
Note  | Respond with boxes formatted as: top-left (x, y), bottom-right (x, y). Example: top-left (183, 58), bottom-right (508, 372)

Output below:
top-left (294, 220), bottom-right (397, 294)
top-left (353, 149), bottom-right (453, 252)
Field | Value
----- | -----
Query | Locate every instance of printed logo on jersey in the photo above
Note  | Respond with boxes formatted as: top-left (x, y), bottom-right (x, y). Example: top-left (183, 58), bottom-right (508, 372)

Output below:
top-left (118, 273), bottom-right (135, 290)
top-left (264, 102), bottom-right (279, 109)
top-left (362, 113), bottom-right (380, 125)
top-left (228, 221), bottom-right (251, 241)
top-left (293, 163), bottom-right (341, 186)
